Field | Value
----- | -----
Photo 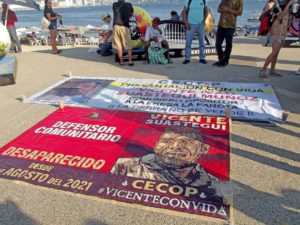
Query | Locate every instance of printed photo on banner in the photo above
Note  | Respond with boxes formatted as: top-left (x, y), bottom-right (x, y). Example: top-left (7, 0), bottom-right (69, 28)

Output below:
top-left (26, 77), bottom-right (284, 122)
top-left (0, 107), bottom-right (230, 221)
top-left (33, 78), bottom-right (113, 105)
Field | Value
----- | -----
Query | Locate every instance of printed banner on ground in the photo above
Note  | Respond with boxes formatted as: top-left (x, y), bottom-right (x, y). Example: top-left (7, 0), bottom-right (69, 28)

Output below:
top-left (26, 77), bottom-right (283, 122)
top-left (0, 107), bottom-right (230, 222)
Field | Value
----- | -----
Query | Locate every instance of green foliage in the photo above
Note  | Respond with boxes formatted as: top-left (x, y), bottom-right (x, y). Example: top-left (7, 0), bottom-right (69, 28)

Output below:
top-left (0, 41), bottom-right (9, 56)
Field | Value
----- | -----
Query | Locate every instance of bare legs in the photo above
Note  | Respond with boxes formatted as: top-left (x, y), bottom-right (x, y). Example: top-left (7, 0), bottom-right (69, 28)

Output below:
top-left (117, 48), bottom-right (132, 65)
top-left (260, 42), bottom-right (282, 77)
top-left (50, 29), bottom-right (58, 53)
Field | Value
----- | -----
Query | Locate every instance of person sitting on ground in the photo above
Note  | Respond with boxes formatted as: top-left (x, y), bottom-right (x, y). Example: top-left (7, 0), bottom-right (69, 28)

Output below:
top-left (29, 32), bottom-right (39, 45)
top-left (144, 17), bottom-right (172, 64)
top-left (259, 0), bottom-right (295, 78)
top-left (97, 12), bottom-right (113, 56)
top-left (170, 10), bottom-right (180, 21)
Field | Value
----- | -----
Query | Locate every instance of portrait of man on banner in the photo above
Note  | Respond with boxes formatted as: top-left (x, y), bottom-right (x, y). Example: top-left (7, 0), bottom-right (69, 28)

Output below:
top-left (34, 79), bottom-right (112, 104)
top-left (111, 127), bottom-right (219, 187)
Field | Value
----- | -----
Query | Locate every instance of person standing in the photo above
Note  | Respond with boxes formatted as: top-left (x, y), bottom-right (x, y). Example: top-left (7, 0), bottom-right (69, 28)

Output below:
top-left (44, 0), bottom-right (62, 54)
top-left (213, 0), bottom-right (243, 67)
top-left (261, 0), bottom-right (276, 46)
top-left (1, 3), bottom-right (22, 53)
top-left (112, 0), bottom-right (134, 66)
top-left (182, 0), bottom-right (207, 64)
top-left (259, 0), bottom-right (294, 77)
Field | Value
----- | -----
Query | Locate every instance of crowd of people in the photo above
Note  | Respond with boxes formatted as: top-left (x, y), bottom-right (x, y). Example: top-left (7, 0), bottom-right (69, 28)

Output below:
top-left (1, 0), bottom-right (299, 74)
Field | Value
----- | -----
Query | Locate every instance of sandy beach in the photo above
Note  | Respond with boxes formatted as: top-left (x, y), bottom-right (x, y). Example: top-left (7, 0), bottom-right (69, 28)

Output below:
top-left (0, 36), bottom-right (299, 225)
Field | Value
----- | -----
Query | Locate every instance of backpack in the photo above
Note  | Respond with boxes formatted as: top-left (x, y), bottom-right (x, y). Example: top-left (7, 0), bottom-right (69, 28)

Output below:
top-left (258, 10), bottom-right (272, 36)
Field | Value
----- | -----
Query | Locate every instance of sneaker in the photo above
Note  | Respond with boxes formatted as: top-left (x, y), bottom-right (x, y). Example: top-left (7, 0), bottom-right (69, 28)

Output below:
top-left (219, 61), bottom-right (229, 67)
top-left (199, 59), bottom-right (207, 64)
top-left (296, 69), bottom-right (300, 75)
top-left (182, 60), bottom-right (190, 64)
top-left (213, 61), bottom-right (221, 66)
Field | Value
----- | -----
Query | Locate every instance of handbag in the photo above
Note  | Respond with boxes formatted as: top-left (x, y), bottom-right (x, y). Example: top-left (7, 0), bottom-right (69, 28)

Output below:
top-left (148, 46), bottom-right (168, 64)
top-left (41, 17), bottom-right (50, 29)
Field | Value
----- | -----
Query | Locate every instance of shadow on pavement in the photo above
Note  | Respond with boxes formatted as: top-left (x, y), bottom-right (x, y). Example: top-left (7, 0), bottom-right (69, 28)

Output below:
top-left (233, 180), bottom-right (300, 225)
top-left (0, 200), bottom-right (39, 225)
top-left (232, 134), bottom-right (300, 163)
top-left (33, 46), bottom-right (300, 114)
top-left (86, 219), bottom-right (109, 225)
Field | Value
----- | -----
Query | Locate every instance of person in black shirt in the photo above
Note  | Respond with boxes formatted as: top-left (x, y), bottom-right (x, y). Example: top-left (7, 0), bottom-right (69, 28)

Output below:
top-left (44, 0), bottom-right (62, 54)
top-left (112, 0), bottom-right (134, 66)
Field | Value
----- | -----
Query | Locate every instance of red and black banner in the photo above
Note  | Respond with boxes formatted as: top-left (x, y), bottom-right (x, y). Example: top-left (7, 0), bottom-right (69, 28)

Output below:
top-left (0, 107), bottom-right (230, 221)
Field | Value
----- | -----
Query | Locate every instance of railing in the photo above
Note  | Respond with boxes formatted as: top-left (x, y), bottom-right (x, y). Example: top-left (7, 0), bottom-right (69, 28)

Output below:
top-left (159, 20), bottom-right (213, 49)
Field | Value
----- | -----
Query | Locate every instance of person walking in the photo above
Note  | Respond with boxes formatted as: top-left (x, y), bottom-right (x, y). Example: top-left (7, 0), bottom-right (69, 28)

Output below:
top-left (213, 0), bottom-right (243, 67)
top-left (44, 0), bottom-right (62, 54)
top-left (112, 0), bottom-right (134, 66)
top-left (1, 3), bottom-right (22, 53)
top-left (182, 0), bottom-right (208, 64)
top-left (259, 0), bottom-right (295, 78)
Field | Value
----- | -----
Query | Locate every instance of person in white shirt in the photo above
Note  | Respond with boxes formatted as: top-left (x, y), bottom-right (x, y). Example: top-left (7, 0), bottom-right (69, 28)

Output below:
top-left (144, 17), bottom-right (172, 63)
top-left (98, 12), bottom-right (113, 56)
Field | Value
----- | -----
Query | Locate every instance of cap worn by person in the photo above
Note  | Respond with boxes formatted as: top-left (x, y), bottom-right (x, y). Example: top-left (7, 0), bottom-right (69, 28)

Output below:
top-left (152, 17), bottom-right (161, 25)
top-left (171, 10), bottom-right (177, 15)
top-left (101, 12), bottom-right (110, 20)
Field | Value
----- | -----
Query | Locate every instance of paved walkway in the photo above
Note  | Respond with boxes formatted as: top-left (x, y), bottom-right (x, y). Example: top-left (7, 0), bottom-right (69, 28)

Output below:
top-left (0, 36), bottom-right (299, 225)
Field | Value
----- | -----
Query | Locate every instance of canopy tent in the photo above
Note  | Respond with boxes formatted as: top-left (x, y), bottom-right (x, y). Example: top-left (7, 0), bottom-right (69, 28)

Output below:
top-left (1, 0), bottom-right (40, 26)
top-left (1, 0), bottom-right (40, 10)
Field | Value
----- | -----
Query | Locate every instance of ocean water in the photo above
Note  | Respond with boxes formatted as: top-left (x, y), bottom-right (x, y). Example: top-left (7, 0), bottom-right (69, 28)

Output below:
top-left (15, 0), bottom-right (265, 29)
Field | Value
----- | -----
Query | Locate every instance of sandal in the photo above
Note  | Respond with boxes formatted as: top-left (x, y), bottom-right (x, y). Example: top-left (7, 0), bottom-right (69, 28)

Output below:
top-left (259, 70), bottom-right (268, 78)
top-left (128, 62), bottom-right (134, 67)
top-left (52, 50), bottom-right (62, 54)
top-left (269, 70), bottom-right (282, 76)
top-left (119, 62), bottom-right (125, 66)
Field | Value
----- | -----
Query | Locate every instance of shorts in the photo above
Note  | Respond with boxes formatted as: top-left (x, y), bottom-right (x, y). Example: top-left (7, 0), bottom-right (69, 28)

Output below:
top-left (270, 36), bottom-right (284, 44)
top-left (48, 23), bottom-right (57, 30)
top-left (112, 25), bottom-right (132, 50)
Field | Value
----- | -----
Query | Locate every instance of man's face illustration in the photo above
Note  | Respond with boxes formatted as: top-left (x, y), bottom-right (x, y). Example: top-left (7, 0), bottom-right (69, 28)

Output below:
top-left (154, 132), bottom-right (209, 167)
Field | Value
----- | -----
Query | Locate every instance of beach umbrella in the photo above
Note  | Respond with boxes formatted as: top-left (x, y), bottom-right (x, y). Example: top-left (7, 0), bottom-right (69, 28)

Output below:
top-left (1, 0), bottom-right (40, 10)
top-left (1, 0), bottom-right (40, 26)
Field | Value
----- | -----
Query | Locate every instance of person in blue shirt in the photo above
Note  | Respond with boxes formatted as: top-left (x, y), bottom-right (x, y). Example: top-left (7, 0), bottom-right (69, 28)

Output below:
top-left (182, 0), bottom-right (207, 64)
